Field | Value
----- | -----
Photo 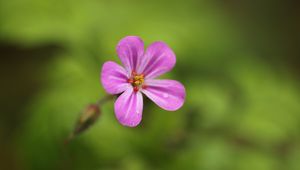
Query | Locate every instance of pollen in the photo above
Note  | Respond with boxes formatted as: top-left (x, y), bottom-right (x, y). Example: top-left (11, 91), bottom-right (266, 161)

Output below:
top-left (128, 71), bottom-right (145, 92)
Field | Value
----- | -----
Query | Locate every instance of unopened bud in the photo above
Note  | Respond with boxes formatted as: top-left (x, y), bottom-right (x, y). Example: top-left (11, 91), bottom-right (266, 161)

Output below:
top-left (65, 104), bottom-right (100, 144)
top-left (74, 104), bottom-right (100, 135)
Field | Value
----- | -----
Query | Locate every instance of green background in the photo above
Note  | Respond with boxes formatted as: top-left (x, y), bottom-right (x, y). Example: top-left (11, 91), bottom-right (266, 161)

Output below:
top-left (1, 0), bottom-right (300, 170)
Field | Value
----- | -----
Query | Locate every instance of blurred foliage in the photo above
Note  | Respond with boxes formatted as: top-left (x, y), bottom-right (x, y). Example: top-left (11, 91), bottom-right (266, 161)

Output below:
top-left (0, 0), bottom-right (300, 170)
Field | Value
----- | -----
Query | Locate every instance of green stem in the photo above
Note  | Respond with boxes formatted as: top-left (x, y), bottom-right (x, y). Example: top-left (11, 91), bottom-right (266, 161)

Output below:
top-left (96, 94), bottom-right (115, 106)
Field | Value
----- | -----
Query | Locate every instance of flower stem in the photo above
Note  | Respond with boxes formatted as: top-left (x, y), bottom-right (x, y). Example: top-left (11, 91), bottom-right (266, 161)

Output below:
top-left (96, 94), bottom-right (115, 106)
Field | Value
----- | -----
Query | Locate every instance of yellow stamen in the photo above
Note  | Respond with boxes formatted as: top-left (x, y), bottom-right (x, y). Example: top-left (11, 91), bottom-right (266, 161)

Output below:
top-left (128, 72), bottom-right (145, 90)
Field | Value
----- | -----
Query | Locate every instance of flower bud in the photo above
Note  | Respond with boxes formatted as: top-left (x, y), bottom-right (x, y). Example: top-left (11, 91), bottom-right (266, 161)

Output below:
top-left (74, 104), bottom-right (100, 135)
top-left (65, 104), bottom-right (100, 144)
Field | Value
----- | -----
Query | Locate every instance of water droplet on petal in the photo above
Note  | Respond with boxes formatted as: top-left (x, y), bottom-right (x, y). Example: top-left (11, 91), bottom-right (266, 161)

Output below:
top-left (130, 122), bottom-right (135, 126)
top-left (163, 93), bottom-right (169, 98)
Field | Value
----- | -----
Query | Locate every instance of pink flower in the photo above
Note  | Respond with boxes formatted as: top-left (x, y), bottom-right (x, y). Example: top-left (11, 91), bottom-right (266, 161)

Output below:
top-left (101, 36), bottom-right (186, 127)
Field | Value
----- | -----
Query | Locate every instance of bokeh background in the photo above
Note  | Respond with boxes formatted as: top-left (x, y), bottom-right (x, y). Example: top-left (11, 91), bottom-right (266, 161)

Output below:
top-left (1, 0), bottom-right (300, 170)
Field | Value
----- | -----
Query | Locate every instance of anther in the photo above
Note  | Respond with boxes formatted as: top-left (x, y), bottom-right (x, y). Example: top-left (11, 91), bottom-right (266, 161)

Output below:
top-left (128, 79), bottom-right (134, 83)
top-left (142, 84), bottom-right (147, 89)
top-left (134, 80), bottom-right (141, 86)
top-left (133, 86), bottom-right (139, 92)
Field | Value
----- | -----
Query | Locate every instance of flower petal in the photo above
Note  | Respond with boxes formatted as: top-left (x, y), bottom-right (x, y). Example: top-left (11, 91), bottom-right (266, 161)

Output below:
top-left (116, 36), bottom-right (144, 73)
top-left (142, 79), bottom-right (185, 111)
top-left (138, 42), bottom-right (176, 79)
top-left (114, 87), bottom-right (143, 127)
top-left (101, 61), bottom-right (130, 94)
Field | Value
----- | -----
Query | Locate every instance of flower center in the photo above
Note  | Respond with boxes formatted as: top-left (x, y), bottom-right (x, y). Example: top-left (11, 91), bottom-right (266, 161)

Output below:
top-left (128, 71), bottom-right (146, 92)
